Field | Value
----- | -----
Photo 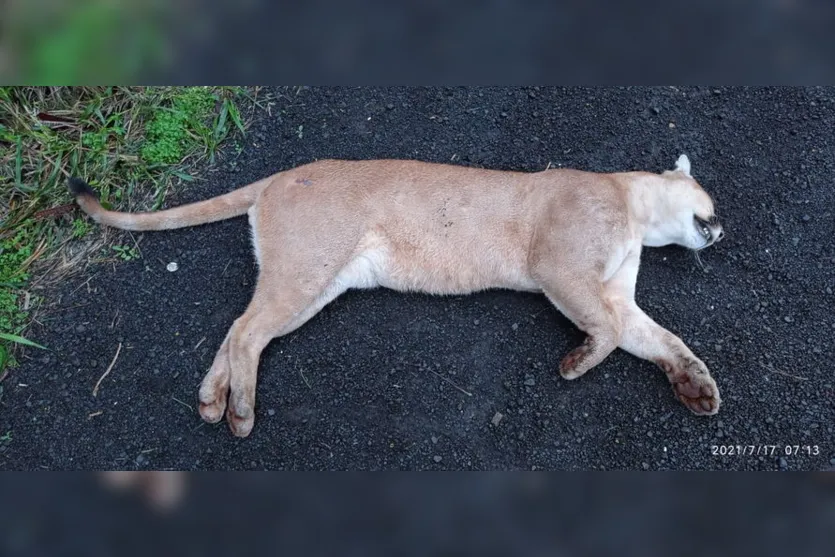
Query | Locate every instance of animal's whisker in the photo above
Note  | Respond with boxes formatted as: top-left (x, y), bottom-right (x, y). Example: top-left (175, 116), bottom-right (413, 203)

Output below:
top-left (693, 248), bottom-right (706, 271)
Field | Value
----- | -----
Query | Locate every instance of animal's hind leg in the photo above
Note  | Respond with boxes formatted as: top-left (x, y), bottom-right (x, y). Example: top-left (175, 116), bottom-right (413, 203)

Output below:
top-left (198, 181), bottom-right (363, 436)
top-left (197, 330), bottom-right (233, 423)
top-left (198, 276), bottom-right (347, 437)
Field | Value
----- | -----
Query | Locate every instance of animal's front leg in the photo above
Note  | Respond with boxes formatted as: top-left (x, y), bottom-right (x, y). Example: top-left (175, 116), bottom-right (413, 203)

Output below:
top-left (536, 281), bottom-right (623, 380)
top-left (530, 244), bottom-right (623, 380)
top-left (616, 300), bottom-right (721, 415)
top-left (605, 249), bottom-right (720, 415)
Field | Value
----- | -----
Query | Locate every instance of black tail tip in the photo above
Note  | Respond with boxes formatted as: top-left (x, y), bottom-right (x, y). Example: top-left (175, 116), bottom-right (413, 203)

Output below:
top-left (68, 177), bottom-right (98, 199)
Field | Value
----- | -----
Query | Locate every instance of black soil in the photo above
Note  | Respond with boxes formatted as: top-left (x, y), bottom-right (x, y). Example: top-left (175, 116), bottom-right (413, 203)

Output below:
top-left (2, 87), bottom-right (833, 470)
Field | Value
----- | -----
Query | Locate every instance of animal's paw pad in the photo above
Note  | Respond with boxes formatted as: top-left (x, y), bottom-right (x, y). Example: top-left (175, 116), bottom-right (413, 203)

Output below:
top-left (659, 359), bottom-right (721, 415)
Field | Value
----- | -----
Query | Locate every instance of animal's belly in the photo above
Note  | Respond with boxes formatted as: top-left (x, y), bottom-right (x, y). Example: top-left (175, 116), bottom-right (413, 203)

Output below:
top-left (337, 234), bottom-right (539, 295)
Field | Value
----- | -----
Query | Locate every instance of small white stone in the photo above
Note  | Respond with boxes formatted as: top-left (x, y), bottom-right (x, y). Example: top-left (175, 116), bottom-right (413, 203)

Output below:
top-left (166, 262), bottom-right (178, 272)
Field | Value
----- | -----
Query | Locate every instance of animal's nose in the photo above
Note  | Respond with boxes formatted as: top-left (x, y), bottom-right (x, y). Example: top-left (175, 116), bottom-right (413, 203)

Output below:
top-left (716, 230), bottom-right (725, 242)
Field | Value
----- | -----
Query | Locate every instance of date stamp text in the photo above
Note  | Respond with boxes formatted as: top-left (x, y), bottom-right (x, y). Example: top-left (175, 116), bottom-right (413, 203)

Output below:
top-left (710, 445), bottom-right (820, 457)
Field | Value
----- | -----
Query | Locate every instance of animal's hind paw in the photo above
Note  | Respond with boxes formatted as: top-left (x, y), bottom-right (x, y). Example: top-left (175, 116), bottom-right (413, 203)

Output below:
top-left (198, 365), bottom-right (230, 424)
top-left (226, 393), bottom-right (255, 438)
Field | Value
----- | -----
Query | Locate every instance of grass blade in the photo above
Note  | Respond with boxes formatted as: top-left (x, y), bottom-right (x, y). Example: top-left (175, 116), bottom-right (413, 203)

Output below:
top-left (227, 99), bottom-right (245, 135)
top-left (213, 101), bottom-right (229, 143)
top-left (0, 333), bottom-right (47, 350)
top-left (14, 136), bottom-right (23, 189)
top-left (172, 170), bottom-right (194, 182)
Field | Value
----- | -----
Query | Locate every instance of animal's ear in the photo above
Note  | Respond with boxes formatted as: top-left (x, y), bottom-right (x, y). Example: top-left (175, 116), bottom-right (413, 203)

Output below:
top-left (674, 154), bottom-right (692, 177)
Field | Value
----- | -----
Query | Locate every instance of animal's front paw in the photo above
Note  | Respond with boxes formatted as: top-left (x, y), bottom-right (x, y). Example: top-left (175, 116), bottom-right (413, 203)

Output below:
top-left (657, 358), bottom-right (721, 415)
top-left (559, 337), bottom-right (593, 380)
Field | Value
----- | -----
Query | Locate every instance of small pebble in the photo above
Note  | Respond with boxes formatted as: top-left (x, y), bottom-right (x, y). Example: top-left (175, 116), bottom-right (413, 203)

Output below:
top-left (802, 215), bottom-right (810, 222)
top-left (778, 457), bottom-right (788, 470)
top-left (642, 462), bottom-right (649, 470)
top-left (433, 455), bottom-right (442, 463)
top-left (267, 409), bottom-right (275, 416)
top-left (491, 412), bottom-right (504, 426)
top-left (166, 262), bottom-right (179, 272)
top-left (524, 378), bottom-right (535, 387)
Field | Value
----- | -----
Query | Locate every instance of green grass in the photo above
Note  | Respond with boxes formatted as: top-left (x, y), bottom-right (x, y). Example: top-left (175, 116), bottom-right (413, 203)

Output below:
top-left (0, 227), bottom-right (36, 367)
top-left (0, 86), bottom-right (256, 375)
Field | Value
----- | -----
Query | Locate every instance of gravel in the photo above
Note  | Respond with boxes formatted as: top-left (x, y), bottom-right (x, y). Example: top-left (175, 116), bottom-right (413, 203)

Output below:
top-left (1, 87), bottom-right (833, 470)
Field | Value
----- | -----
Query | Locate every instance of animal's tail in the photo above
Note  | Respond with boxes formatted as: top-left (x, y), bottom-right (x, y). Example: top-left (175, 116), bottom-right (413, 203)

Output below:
top-left (67, 176), bottom-right (275, 231)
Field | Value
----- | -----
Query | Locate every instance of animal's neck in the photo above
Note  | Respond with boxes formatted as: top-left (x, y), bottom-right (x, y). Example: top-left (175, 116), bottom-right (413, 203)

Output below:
top-left (623, 173), bottom-right (676, 244)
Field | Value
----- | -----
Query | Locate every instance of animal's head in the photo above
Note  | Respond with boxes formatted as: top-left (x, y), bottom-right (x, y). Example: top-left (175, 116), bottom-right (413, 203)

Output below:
top-left (641, 154), bottom-right (724, 250)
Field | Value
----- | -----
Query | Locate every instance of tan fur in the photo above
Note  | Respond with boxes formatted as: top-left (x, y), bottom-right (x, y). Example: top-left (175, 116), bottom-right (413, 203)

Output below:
top-left (72, 155), bottom-right (724, 437)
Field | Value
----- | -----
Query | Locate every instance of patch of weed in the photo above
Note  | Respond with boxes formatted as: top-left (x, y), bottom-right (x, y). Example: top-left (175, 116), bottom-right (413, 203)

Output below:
top-left (142, 87), bottom-right (244, 166)
top-left (0, 228), bottom-right (33, 335)
top-left (111, 244), bottom-right (140, 261)
top-left (71, 218), bottom-right (90, 239)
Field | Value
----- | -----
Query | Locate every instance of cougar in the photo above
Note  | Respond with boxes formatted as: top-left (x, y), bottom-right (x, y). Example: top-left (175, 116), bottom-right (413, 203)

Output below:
top-left (69, 154), bottom-right (724, 437)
